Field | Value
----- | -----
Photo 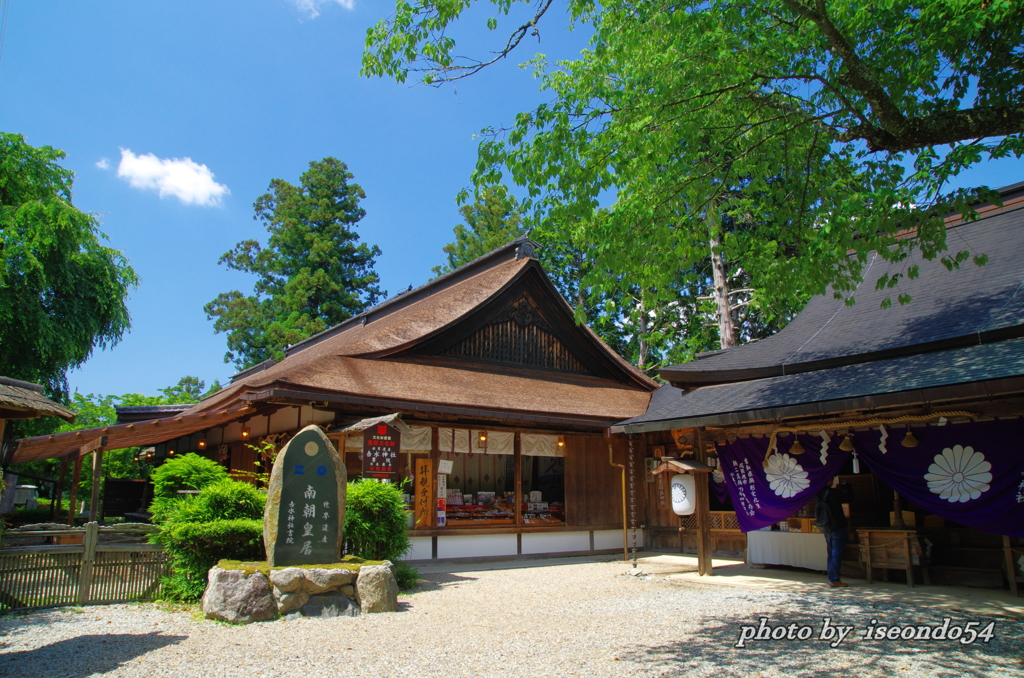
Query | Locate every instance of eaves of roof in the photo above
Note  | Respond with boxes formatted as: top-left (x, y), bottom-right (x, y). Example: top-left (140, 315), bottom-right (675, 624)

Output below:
top-left (616, 336), bottom-right (1024, 433)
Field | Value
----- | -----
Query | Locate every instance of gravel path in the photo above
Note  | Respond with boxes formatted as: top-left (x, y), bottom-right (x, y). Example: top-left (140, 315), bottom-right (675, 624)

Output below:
top-left (1, 558), bottom-right (1022, 677)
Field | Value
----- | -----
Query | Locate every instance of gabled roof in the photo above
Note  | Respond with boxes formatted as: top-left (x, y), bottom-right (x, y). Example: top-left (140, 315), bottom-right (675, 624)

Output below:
top-left (189, 238), bottom-right (655, 424)
top-left (661, 183), bottom-right (1024, 389)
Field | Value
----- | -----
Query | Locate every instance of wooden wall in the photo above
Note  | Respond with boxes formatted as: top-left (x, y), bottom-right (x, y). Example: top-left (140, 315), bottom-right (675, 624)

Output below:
top-left (564, 436), bottom-right (643, 528)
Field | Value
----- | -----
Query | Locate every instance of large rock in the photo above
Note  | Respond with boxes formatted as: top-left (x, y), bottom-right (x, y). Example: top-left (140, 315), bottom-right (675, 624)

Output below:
top-left (304, 567), bottom-right (357, 594)
top-left (269, 567), bottom-right (306, 594)
top-left (297, 593), bottom-right (360, 618)
top-left (355, 562), bottom-right (399, 613)
top-left (274, 586), bottom-right (310, 615)
top-left (202, 567), bottom-right (278, 623)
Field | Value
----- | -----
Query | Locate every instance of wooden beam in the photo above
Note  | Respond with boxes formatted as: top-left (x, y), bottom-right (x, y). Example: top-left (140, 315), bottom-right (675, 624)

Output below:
top-left (514, 433), bottom-right (523, 528)
top-left (693, 427), bottom-right (713, 576)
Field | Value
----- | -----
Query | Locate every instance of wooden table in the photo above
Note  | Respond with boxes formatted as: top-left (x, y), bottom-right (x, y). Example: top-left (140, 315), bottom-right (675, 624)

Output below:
top-left (857, 528), bottom-right (929, 587)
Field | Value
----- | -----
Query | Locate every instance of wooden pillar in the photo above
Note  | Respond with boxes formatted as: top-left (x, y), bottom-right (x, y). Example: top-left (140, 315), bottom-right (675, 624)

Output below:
top-left (514, 432), bottom-right (523, 527)
top-left (88, 450), bottom-right (104, 522)
top-left (694, 427), bottom-right (713, 576)
top-left (67, 454), bottom-right (83, 526)
top-left (51, 459), bottom-right (68, 521)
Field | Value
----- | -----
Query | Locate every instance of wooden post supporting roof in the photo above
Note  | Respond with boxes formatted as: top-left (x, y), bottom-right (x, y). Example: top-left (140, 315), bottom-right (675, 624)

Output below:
top-left (694, 428), bottom-right (713, 576)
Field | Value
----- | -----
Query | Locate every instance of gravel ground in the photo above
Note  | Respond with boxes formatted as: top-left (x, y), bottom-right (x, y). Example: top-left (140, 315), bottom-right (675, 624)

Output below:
top-left (1, 558), bottom-right (1022, 678)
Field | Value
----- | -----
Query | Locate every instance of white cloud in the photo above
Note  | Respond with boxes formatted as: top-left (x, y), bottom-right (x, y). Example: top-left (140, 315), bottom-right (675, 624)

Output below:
top-left (116, 149), bottom-right (230, 207)
top-left (96, 158), bottom-right (110, 170)
top-left (290, 0), bottom-right (353, 19)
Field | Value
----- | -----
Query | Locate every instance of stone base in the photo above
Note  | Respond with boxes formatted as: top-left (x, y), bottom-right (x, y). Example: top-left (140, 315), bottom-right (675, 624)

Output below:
top-left (202, 561), bottom-right (398, 624)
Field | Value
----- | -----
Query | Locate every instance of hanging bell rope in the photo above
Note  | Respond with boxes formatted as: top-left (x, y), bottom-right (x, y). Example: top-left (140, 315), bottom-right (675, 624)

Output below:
top-left (762, 410), bottom-right (976, 468)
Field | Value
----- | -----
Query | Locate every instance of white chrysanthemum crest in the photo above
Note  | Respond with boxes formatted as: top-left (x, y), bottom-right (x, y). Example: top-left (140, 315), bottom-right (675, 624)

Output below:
top-left (924, 445), bottom-right (992, 504)
top-left (764, 453), bottom-right (810, 499)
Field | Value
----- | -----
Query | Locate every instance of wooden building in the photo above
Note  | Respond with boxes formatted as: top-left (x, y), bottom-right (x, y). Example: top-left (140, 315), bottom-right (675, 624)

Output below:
top-left (614, 183), bottom-right (1024, 592)
top-left (12, 238), bottom-right (656, 561)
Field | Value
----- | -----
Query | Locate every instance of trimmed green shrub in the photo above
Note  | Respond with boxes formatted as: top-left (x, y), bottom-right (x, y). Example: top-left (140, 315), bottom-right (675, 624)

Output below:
top-left (153, 479), bottom-right (266, 601)
top-left (159, 519), bottom-right (264, 600)
top-left (343, 479), bottom-right (410, 562)
top-left (151, 453), bottom-right (229, 499)
top-left (393, 562), bottom-right (420, 591)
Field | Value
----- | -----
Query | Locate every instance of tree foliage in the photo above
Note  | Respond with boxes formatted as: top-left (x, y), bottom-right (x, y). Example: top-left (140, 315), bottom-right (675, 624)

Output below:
top-left (205, 158), bottom-right (385, 371)
top-left (364, 0), bottom-right (1017, 351)
top-left (0, 132), bottom-right (138, 399)
top-left (433, 185), bottom-right (527, 276)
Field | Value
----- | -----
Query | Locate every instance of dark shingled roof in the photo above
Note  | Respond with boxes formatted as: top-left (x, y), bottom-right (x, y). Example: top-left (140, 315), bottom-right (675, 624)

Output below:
top-left (617, 337), bottom-right (1024, 432)
top-left (660, 185), bottom-right (1024, 388)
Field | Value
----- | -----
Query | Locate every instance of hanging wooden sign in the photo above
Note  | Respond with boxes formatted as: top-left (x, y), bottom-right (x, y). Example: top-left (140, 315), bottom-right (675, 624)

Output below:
top-left (414, 458), bottom-right (433, 528)
top-left (363, 423), bottom-right (401, 478)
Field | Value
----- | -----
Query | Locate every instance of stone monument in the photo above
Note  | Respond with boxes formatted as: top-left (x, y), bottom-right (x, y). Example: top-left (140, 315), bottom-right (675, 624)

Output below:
top-left (264, 425), bottom-right (347, 567)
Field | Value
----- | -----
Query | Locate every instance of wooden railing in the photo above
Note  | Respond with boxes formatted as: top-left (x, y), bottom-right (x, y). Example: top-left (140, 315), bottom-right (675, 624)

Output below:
top-left (0, 522), bottom-right (168, 610)
top-left (680, 511), bottom-right (741, 532)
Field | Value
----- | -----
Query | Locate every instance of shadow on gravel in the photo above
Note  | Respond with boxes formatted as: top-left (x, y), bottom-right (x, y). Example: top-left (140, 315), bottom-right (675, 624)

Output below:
top-left (617, 607), bottom-right (1024, 678)
top-left (0, 632), bottom-right (186, 677)
top-left (414, 572), bottom-right (478, 593)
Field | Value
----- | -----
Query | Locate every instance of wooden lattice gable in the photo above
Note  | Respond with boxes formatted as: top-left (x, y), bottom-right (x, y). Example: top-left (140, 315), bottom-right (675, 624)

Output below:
top-left (398, 262), bottom-right (648, 386)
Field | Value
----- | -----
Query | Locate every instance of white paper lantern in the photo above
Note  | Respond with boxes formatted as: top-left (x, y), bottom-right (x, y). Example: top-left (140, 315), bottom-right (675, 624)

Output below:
top-left (671, 473), bottom-right (696, 515)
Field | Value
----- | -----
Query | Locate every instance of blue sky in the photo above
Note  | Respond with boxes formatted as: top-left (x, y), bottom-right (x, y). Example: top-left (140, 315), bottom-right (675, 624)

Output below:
top-left (2, 1), bottom-right (1022, 399)
top-left (1, 1), bottom-right (589, 397)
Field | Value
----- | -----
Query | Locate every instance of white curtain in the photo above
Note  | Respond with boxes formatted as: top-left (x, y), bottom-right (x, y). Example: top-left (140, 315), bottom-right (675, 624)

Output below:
top-left (438, 428), bottom-right (514, 455)
top-left (521, 433), bottom-right (564, 457)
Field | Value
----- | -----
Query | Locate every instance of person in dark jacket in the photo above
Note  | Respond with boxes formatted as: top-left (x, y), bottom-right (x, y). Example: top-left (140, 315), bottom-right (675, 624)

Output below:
top-left (816, 476), bottom-right (854, 587)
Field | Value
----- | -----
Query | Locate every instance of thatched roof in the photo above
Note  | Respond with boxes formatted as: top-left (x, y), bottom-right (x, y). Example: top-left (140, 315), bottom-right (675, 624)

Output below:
top-left (0, 377), bottom-right (76, 422)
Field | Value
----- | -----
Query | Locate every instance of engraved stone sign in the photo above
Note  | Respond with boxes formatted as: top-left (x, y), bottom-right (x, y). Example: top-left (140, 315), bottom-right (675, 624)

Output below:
top-left (264, 425), bottom-right (347, 567)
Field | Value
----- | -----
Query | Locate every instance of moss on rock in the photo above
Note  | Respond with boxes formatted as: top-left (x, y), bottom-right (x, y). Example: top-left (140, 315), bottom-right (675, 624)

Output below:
top-left (215, 556), bottom-right (383, 580)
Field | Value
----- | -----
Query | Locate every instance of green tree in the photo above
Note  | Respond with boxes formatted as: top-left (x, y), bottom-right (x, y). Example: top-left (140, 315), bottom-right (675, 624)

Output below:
top-left (364, 0), bottom-right (1016, 346)
top-left (0, 133), bottom-right (138, 401)
top-left (433, 186), bottom-right (527, 276)
top-left (205, 158), bottom-right (385, 371)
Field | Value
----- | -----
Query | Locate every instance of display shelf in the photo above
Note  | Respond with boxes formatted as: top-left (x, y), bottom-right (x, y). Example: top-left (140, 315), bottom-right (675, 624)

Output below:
top-left (444, 504), bottom-right (515, 527)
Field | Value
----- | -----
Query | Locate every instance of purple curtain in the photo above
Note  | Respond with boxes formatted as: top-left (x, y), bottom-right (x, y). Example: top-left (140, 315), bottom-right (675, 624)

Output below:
top-left (718, 435), bottom-right (851, 532)
top-left (711, 470), bottom-right (730, 504)
top-left (852, 419), bottom-right (1024, 537)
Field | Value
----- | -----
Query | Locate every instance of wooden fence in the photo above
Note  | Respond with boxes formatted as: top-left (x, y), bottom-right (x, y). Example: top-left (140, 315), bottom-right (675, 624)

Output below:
top-left (0, 522), bottom-right (169, 611)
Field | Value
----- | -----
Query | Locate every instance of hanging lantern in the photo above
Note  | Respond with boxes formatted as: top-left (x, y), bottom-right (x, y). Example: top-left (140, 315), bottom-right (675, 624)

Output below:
top-left (901, 428), bottom-right (919, 448)
top-left (240, 425), bottom-right (251, 441)
top-left (557, 435), bottom-right (566, 448)
top-left (670, 473), bottom-right (696, 515)
top-left (839, 435), bottom-right (855, 452)
top-left (197, 436), bottom-right (207, 451)
top-left (789, 437), bottom-right (806, 455)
